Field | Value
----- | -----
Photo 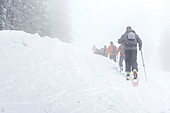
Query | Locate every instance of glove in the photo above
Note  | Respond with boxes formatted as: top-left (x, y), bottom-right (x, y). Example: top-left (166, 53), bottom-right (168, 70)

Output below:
top-left (139, 47), bottom-right (142, 51)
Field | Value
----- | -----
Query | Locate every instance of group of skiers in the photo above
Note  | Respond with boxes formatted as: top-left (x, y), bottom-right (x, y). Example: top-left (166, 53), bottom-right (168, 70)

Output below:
top-left (92, 41), bottom-right (126, 72)
top-left (92, 45), bottom-right (108, 57)
top-left (92, 26), bottom-right (142, 80)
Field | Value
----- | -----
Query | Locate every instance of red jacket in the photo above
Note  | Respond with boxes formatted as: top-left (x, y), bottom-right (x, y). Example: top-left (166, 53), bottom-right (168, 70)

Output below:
top-left (105, 44), bottom-right (117, 56)
top-left (117, 45), bottom-right (125, 56)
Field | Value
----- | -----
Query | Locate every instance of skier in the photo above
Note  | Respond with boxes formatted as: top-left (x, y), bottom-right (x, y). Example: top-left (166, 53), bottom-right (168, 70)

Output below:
top-left (103, 45), bottom-right (108, 57)
top-left (117, 44), bottom-right (126, 72)
top-left (105, 41), bottom-right (117, 62)
top-left (118, 26), bottom-right (142, 80)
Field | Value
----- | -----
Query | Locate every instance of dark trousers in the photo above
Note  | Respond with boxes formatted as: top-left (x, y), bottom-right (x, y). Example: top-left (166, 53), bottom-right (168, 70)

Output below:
top-left (110, 55), bottom-right (117, 62)
top-left (119, 56), bottom-right (125, 70)
top-left (125, 50), bottom-right (138, 72)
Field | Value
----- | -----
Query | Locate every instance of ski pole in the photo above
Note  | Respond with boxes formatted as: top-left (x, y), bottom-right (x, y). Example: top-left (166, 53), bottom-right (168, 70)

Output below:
top-left (140, 50), bottom-right (148, 81)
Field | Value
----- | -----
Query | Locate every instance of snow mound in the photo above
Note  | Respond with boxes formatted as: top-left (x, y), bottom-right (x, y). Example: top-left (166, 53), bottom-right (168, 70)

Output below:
top-left (0, 30), bottom-right (170, 113)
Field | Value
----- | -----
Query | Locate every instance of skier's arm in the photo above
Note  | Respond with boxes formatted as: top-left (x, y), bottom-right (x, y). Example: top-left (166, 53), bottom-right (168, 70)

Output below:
top-left (115, 46), bottom-right (118, 55)
top-left (136, 34), bottom-right (142, 50)
top-left (118, 35), bottom-right (125, 44)
top-left (117, 45), bottom-right (121, 54)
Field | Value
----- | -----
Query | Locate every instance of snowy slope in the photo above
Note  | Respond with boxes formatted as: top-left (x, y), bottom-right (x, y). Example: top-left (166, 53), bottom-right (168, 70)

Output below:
top-left (0, 31), bottom-right (170, 113)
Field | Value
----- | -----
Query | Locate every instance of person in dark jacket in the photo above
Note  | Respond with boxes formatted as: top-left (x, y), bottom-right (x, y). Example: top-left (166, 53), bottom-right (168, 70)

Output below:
top-left (118, 26), bottom-right (142, 80)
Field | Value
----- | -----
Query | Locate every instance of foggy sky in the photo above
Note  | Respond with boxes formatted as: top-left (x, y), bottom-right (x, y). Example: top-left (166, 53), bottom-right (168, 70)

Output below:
top-left (70, 0), bottom-right (165, 48)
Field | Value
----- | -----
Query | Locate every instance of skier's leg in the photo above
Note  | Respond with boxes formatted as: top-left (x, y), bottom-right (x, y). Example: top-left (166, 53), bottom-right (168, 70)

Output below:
top-left (111, 55), bottom-right (114, 61)
top-left (125, 51), bottom-right (130, 72)
top-left (114, 55), bottom-right (117, 62)
top-left (131, 50), bottom-right (138, 79)
top-left (119, 56), bottom-right (123, 71)
top-left (125, 51), bottom-right (131, 80)
top-left (122, 56), bottom-right (126, 71)
top-left (109, 55), bottom-right (112, 60)
top-left (131, 50), bottom-right (138, 71)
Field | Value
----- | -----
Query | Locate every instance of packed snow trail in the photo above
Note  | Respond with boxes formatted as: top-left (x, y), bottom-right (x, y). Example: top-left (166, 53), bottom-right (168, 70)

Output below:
top-left (0, 31), bottom-right (170, 113)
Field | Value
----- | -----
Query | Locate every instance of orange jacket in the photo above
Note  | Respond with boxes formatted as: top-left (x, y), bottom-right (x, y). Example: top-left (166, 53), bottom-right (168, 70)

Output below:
top-left (105, 44), bottom-right (117, 56)
top-left (117, 45), bottom-right (125, 56)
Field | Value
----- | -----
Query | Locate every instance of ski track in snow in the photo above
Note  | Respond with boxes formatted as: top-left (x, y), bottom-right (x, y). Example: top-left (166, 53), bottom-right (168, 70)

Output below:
top-left (0, 31), bottom-right (170, 113)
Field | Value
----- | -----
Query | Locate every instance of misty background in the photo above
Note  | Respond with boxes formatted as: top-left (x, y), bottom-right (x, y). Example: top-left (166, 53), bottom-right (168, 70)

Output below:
top-left (0, 0), bottom-right (72, 42)
top-left (71, 0), bottom-right (170, 71)
top-left (0, 0), bottom-right (170, 71)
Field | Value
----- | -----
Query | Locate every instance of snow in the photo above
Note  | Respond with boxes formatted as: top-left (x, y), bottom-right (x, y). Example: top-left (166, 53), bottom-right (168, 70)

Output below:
top-left (0, 30), bottom-right (170, 113)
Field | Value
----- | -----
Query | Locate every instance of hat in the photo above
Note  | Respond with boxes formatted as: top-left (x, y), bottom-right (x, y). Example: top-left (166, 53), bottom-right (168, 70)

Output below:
top-left (126, 26), bottom-right (132, 31)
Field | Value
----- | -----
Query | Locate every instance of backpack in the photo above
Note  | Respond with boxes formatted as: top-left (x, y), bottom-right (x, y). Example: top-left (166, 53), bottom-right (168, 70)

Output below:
top-left (120, 45), bottom-right (125, 55)
top-left (111, 45), bottom-right (117, 54)
top-left (125, 32), bottom-right (137, 46)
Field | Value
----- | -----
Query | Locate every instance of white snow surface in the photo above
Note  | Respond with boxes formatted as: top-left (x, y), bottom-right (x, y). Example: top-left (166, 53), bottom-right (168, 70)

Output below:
top-left (0, 30), bottom-right (170, 113)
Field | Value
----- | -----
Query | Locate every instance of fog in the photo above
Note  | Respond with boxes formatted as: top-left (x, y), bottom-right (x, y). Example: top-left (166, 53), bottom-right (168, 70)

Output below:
top-left (47, 0), bottom-right (170, 71)
top-left (69, 0), bottom-right (170, 71)
top-left (47, 0), bottom-right (72, 42)
top-left (160, 26), bottom-right (170, 71)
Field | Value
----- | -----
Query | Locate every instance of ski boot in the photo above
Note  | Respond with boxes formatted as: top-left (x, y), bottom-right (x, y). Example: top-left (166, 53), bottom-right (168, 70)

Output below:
top-left (133, 69), bottom-right (138, 79)
top-left (133, 69), bottom-right (138, 83)
top-left (126, 72), bottom-right (131, 80)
